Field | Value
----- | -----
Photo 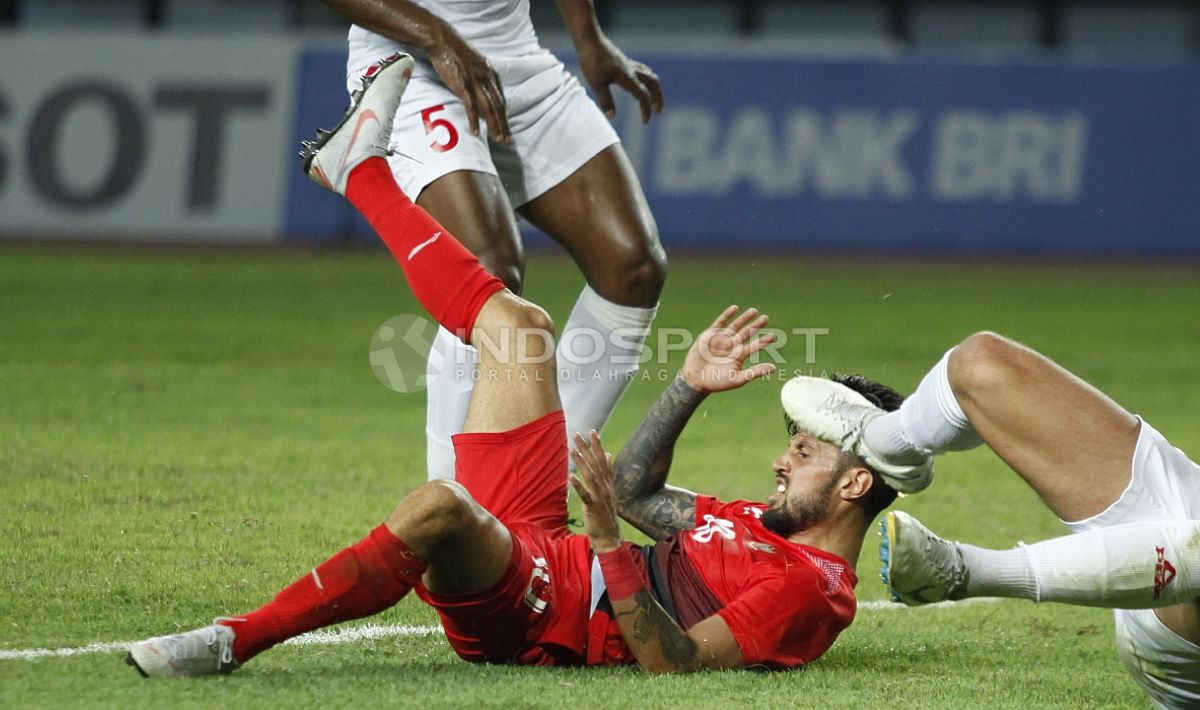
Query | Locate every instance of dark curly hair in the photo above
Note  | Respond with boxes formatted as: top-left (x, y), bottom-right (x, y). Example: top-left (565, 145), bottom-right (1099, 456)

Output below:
top-left (829, 373), bottom-right (904, 521)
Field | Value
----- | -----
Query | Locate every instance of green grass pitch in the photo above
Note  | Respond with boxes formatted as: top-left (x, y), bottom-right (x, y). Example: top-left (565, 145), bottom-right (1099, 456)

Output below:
top-left (3, 246), bottom-right (1197, 708)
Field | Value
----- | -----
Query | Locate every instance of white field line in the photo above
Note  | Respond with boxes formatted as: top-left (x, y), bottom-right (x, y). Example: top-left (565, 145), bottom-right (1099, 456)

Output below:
top-left (0, 623), bottom-right (443, 661)
top-left (0, 600), bottom-right (1000, 662)
top-left (858, 597), bottom-right (1000, 611)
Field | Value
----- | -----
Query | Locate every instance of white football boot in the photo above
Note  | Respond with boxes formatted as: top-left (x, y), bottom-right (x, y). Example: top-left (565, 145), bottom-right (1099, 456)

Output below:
top-left (780, 376), bottom-right (933, 493)
top-left (126, 621), bottom-right (239, 678)
top-left (301, 52), bottom-right (414, 196)
top-left (880, 510), bottom-right (969, 606)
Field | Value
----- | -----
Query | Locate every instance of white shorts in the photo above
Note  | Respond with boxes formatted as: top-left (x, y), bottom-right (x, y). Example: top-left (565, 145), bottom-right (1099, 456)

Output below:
top-left (349, 51), bottom-right (619, 207)
top-left (1066, 419), bottom-right (1200, 709)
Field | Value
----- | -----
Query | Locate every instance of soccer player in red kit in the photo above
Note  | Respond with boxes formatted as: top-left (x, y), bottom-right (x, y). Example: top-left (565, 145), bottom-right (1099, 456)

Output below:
top-left (126, 54), bottom-right (913, 676)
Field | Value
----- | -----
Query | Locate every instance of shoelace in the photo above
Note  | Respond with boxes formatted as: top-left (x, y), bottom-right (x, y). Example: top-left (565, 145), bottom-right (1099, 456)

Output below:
top-left (815, 394), bottom-right (870, 453)
top-left (923, 536), bottom-right (969, 597)
top-left (211, 617), bottom-right (244, 667)
top-left (373, 143), bottom-right (423, 164)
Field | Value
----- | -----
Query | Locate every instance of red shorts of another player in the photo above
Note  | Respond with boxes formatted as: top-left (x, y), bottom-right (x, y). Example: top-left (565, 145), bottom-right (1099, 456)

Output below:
top-left (414, 410), bottom-right (593, 665)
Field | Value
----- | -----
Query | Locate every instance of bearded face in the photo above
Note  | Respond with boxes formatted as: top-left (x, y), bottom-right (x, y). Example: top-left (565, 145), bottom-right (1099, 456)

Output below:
top-left (762, 470), bottom-right (840, 536)
top-left (764, 431), bottom-right (854, 537)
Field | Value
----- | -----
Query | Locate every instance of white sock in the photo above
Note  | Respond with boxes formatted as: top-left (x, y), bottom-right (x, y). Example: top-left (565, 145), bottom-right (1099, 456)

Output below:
top-left (863, 348), bottom-right (983, 458)
top-left (557, 286), bottom-right (658, 446)
top-left (963, 521), bottom-right (1200, 608)
top-left (961, 543), bottom-right (1039, 599)
top-left (424, 326), bottom-right (477, 481)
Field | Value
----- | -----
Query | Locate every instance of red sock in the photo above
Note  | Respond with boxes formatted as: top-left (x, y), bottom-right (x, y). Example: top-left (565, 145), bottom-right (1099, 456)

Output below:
top-left (345, 157), bottom-right (505, 343)
top-left (222, 524), bottom-right (426, 663)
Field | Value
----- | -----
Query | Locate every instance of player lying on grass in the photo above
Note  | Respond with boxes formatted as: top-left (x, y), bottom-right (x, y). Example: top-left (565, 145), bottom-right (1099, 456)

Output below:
top-left (782, 335), bottom-right (1200, 707)
top-left (126, 54), bottom-right (918, 676)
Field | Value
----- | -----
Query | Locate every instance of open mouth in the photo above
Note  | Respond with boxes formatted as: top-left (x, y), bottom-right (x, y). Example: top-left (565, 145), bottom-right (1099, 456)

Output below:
top-left (768, 475), bottom-right (787, 505)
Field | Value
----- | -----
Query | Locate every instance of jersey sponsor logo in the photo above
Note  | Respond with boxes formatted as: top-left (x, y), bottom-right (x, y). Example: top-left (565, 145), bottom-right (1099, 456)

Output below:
top-left (653, 106), bottom-right (1087, 204)
top-left (524, 556), bottom-right (551, 614)
top-left (741, 506), bottom-right (764, 519)
top-left (1154, 546), bottom-right (1177, 600)
top-left (691, 515), bottom-right (736, 543)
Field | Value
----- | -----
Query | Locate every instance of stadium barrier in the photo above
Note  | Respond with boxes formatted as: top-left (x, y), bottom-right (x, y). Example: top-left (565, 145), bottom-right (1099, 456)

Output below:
top-left (3, 32), bottom-right (1199, 255)
top-left (0, 33), bottom-right (301, 244)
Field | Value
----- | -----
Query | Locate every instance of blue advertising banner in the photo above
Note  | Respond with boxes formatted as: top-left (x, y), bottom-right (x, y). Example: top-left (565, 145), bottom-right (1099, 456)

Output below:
top-left (286, 49), bottom-right (1200, 255)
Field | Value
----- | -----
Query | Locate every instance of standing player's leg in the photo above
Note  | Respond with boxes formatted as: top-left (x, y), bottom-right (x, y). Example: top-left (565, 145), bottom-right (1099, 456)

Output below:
top-left (519, 144), bottom-right (666, 447)
top-left (397, 53), bottom-right (665, 480)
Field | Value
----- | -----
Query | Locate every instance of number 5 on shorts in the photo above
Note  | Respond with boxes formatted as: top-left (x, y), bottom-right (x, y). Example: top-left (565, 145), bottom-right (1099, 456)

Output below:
top-left (421, 104), bottom-right (460, 153)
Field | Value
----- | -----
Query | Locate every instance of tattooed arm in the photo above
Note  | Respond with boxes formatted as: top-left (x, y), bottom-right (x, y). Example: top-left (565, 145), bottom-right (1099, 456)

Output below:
top-left (608, 591), bottom-right (743, 672)
top-left (614, 306), bottom-right (778, 541)
top-left (571, 432), bottom-right (744, 672)
top-left (612, 377), bottom-right (705, 540)
top-left (571, 306), bottom-right (775, 671)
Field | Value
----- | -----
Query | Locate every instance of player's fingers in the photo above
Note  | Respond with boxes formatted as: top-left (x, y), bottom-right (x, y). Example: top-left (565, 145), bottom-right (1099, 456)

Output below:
top-left (737, 336), bottom-right (776, 367)
top-left (588, 430), bottom-right (606, 459)
top-left (574, 432), bottom-right (600, 470)
top-left (570, 449), bottom-right (598, 490)
top-left (568, 473), bottom-right (593, 507)
top-left (572, 432), bottom-right (591, 460)
top-left (580, 432), bottom-right (608, 472)
top-left (589, 443), bottom-right (613, 484)
top-left (741, 331), bottom-right (778, 359)
top-left (479, 75), bottom-right (511, 142)
top-left (710, 305), bottom-right (739, 329)
top-left (726, 307), bottom-right (759, 339)
top-left (472, 83), bottom-right (499, 139)
top-left (636, 65), bottom-right (664, 114)
top-left (737, 314), bottom-right (770, 343)
top-left (616, 72), bottom-right (652, 124)
top-left (593, 83), bottom-right (617, 119)
top-left (459, 82), bottom-right (482, 136)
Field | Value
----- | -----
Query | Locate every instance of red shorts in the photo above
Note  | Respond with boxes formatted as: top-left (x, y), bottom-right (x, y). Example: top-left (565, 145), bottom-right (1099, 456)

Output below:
top-left (415, 410), bottom-right (593, 665)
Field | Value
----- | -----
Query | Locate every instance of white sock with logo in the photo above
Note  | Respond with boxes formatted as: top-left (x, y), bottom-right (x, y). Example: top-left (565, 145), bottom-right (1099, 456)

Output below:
top-left (962, 521), bottom-right (1200, 608)
top-left (557, 286), bottom-right (658, 445)
top-left (863, 348), bottom-right (983, 459)
top-left (424, 326), bottom-right (477, 481)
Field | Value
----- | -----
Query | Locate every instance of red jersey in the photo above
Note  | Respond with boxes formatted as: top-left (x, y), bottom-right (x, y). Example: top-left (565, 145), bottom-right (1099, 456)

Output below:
top-left (438, 412), bottom-right (856, 669)
top-left (680, 496), bottom-right (858, 668)
top-left (587, 495), bottom-right (857, 669)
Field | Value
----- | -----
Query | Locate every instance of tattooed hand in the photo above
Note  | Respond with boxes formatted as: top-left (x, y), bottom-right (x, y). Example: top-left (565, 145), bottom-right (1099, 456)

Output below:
top-left (570, 430), bottom-right (622, 554)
